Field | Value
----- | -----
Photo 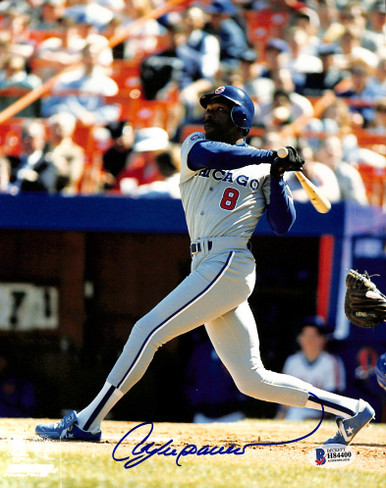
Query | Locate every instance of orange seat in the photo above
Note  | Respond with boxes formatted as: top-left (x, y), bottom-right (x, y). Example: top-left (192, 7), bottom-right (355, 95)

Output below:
top-left (244, 9), bottom-right (289, 60)
top-left (356, 164), bottom-right (386, 207)
top-left (0, 119), bottom-right (25, 157)
top-left (357, 164), bottom-right (386, 207)
top-left (107, 96), bottom-right (173, 128)
top-left (27, 30), bottom-right (60, 45)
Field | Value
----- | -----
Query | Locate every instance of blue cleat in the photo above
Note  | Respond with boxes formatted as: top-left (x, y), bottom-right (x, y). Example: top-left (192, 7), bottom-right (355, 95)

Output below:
top-left (35, 410), bottom-right (101, 442)
top-left (324, 399), bottom-right (375, 446)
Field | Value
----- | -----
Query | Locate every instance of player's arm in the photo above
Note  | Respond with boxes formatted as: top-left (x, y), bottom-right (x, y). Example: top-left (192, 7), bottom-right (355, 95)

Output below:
top-left (266, 176), bottom-right (296, 235)
top-left (187, 140), bottom-right (276, 171)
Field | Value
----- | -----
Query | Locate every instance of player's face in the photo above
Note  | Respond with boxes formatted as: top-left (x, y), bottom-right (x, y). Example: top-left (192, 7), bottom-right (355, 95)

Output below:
top-left (204, 98), bottom-right (241, 143)
top-left (299, 326), bottom-right (325, 359)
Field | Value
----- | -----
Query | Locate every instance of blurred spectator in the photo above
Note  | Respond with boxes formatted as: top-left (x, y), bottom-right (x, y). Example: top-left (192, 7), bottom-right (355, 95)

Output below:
top-left (32, 16), bottom-right (82, 81)
top-left (257, 129), bottom-right (296, 155)
top-left (34, 15), bottom-right (113, 81)
top-left (276, 316), bottom-right (346, 421)
top-left (317, 0), bottom-right (340, 39)
top-left (123, 144), bottom-right (181, 199)
top-left (116, 127), bottom-right (170, 192)
top-left (64, 0), bottom-right (114, 32)
top-left (181, 6), bottom-right (220, 84)
top-left (301, 43), bottom-right (346, 96)
top-left (272, 68), bottom-right (314, 116)
top-left (102, 121), bottom-right (134, 189)
top-left (290, 6), bottom-right (321, 54)
top-left (334, 25), bottom-right (379, 70)
top-left (370, 56), bottom-right (386, 97)
top-left (367, 0), bottom-right (386, 54)
top-left (41, 42), bottom-right (120, 126)
top-left (120, 0), bottom-right (166, 60)
top-left (306, 97), bottom-right (362, 160)
top-left (103, 16), bottom-right (126, 60)
top-left (0, 157), bottom-right (11, 192)
top-left (336, 58), bottom-right (382, 128)
top-left (75, 17), bottom-right (114, 67)
top-left (0, 54), bottom-right (42, 117)
top-left (204, 0), bottom-right (249, 71)
top-left (319, 97), bottom-right (354, 134)
top-left (368, 97), bottom-right (386, 134)
top-left (256, 85), bottom-right (313, 131)
top-left (338, 2), bottom-right (381, 54)
top-left (175, 6), bottom-right (221, 120)
top-left (140, 17), bottom-right (187, 100)
top-left (316, 135), bottom-right (368, 205)
top-left (0, 0), bottom-right (44, 17)
top-left (284, 26), bottom-right (322, 89)
top-left (33, 0), bottom-right (66, 31)
top-left (8, 120), bottom-right (58, 193)
top-left (0, 350), bottom-right (37, 418)
top-left (98, 0), bottom-right (125, 14)
top-left (0, 9), bottom-right (35, 61)
top-left (259, 38), bottom-right (290, 81)
top-left (286, 143), bottom-right (341, 204)
top-left (46, 113), bottom-right (85, 193)
top-left (0, 35), bottom-right (11, 72)
top-left (228, 48), bottom-right (263, 99)
top-left (255, 89), bottom-right (294, 129)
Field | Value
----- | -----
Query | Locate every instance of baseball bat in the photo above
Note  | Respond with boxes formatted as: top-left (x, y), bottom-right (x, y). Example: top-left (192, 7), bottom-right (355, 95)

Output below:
top-left (277, 147), bottom-right (331, 214)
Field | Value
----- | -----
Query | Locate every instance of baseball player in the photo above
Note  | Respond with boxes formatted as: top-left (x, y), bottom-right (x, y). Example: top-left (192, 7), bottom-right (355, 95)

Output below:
top-left (36, 85), bottom-right (375, 445)
top-left (277, 317), bottom-right (346, 421)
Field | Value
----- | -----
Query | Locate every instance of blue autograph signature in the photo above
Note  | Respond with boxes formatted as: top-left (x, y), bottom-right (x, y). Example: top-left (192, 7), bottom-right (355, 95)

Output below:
top-left (112, 397), bottom-right (324, 469)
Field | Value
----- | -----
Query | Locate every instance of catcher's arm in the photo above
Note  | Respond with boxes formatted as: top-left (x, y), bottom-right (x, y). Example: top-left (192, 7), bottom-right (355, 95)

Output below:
top-left (344, 269), bottom-right (386, 328)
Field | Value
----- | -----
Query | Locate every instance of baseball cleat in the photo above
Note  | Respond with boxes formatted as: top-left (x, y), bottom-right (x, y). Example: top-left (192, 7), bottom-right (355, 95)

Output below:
top-left (35, 410), bottom-right (101, 442)
top-left (324, 399), bottom-right (375, 446)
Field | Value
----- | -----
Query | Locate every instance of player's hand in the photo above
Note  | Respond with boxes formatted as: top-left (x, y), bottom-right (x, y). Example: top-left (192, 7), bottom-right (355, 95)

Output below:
top-left (270, 145), bottom-right (305, 178)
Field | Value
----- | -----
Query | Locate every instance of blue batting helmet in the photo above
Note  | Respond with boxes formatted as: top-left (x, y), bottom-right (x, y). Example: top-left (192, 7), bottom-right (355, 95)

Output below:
top-left (199, 85), bottom-right (255, 133)
top-left (375, 352), bottom-right (386, 391)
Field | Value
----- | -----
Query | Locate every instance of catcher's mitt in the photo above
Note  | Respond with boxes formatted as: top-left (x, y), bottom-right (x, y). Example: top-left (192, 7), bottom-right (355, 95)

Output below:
top-left (345, 269), bottom-right (386, 328)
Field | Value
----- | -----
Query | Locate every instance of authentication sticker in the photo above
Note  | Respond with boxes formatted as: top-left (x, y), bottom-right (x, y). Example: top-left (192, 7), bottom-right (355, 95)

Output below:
top-left (309, 444), bottom-right (356, 468)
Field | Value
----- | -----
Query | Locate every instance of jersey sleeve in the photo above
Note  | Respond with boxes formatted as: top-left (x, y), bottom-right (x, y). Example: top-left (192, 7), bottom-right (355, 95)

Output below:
top-left (180, 132), bottom-right (206, 184)
top-left (266, 176), bottom-right (296, 235)
top-left (188, 139), bottom-right (276, 171)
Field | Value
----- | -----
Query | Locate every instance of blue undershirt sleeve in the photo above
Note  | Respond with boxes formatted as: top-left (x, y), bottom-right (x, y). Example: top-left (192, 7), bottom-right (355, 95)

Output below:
top-left (188, 140), bottom-right (276, 170)
top-left (267, 176), bottom-right (296, 235)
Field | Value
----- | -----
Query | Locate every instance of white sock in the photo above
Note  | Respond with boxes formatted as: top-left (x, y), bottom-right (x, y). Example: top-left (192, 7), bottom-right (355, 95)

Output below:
top-left (77, 382), bottom-right (123, 432)
top-left (305, 387), bottom-right (359, 419)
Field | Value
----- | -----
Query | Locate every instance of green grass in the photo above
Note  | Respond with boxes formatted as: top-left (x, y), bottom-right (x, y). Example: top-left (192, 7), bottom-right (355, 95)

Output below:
top-left (0, 443), bottom-right (384, 488)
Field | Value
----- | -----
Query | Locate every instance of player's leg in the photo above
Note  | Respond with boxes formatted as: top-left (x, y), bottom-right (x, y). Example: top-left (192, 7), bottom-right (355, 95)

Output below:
top-left (36, 251), bottom-right (255, 440)
top-left (205, 302), bottom-right (374, 444)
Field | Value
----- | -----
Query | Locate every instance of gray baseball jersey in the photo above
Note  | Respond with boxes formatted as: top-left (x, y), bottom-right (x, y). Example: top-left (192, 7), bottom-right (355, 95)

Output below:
top-left (180, 132), bottom-right (272, 242)
top-left (107, 131), bottom-right (312, 411)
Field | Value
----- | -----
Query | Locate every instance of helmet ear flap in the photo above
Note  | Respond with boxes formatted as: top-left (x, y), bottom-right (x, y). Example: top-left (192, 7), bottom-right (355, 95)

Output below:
top-left (231, 105), bottom-right (248, 130)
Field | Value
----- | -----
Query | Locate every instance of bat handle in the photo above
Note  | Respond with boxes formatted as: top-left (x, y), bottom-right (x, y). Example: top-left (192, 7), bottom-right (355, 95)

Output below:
top-left (277, 147), bottom-right (288, 159)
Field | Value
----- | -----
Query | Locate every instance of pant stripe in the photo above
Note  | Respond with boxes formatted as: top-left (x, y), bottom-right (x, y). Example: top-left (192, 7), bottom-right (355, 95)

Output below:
top-left (116, 251), bottom-right (235, 390)
top-left (308, 394), bottom-right (355, 417)
top-left (83, 384), bottom-right (116, 431)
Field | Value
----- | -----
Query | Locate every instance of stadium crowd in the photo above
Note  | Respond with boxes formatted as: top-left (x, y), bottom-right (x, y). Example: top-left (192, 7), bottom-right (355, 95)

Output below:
top-left (0, 0), bottom-right (384, 205)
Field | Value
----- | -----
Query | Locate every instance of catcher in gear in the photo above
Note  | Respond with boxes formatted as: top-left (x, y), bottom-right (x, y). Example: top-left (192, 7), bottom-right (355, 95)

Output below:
top-left (345, 269), bottom-right (386, 328)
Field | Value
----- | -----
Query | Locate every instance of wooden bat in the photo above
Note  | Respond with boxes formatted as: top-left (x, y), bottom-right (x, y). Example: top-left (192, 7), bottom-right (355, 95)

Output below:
top-left (277, 147), bottom-right (331, 214)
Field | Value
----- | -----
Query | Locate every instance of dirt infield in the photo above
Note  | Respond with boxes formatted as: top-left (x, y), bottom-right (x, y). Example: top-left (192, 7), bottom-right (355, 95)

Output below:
top-left (0, 417), bottom-right (385, 487)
